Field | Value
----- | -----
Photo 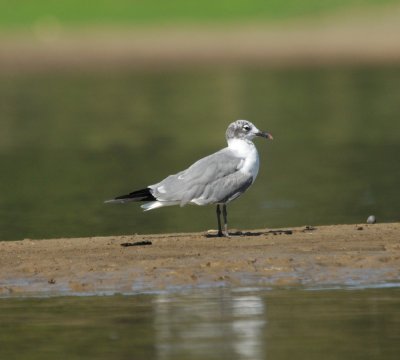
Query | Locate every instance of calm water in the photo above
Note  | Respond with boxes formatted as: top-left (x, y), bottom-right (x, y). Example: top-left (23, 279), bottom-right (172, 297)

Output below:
top-left (0, 287), bottom-right (399, 359)
top-left (1, 66), bottom-right (400, 240)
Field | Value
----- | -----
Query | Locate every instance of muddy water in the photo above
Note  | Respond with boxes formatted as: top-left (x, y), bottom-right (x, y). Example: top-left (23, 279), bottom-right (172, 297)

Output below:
top-left (1, 286), bottom-right (399, 359)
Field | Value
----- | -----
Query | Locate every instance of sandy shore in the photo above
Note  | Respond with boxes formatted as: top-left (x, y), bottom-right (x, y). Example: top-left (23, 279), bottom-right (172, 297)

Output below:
top-left (1, 223), bottom-right (399, 297)
top-left (1, 6), bottom-right (400, 73)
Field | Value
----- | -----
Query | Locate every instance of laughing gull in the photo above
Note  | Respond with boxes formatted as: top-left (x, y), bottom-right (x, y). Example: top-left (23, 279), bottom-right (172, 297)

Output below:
top-left (105, 120), bottom-right (273, 236)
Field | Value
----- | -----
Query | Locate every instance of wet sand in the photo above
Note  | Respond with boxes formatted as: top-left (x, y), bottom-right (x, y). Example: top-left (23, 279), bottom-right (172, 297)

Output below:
top-left (1, 223), bottom-right (399, 296)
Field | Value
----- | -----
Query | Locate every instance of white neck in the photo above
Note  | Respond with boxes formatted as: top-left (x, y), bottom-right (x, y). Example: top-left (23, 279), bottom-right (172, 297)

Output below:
top-left (227, 138), bottom-right (260, 180)
top-left (227, 137), bottom-right (254, 149)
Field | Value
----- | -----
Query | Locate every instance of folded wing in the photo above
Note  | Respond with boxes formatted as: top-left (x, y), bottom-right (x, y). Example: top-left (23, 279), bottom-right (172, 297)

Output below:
top-left (149, 148), bottom-right (253, 206)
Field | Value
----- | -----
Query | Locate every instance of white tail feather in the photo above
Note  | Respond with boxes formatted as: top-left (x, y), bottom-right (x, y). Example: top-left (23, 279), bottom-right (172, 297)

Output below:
top-left (141, 201), bottom-right (179, 211)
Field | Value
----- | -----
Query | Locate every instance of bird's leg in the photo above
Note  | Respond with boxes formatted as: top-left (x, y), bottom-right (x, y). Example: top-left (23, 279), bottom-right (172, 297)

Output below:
top-left (222, 204), bottom-right (229, 237)
top-left (216, 204), bottom-right (223, 237)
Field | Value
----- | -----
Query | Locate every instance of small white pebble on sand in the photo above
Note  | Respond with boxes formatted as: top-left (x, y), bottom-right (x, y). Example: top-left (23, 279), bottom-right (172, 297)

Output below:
top-left (367, 215), bottom-right (376, 224)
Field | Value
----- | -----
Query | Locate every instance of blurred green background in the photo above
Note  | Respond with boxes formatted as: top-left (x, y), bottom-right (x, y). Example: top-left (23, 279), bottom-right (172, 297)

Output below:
top-left (0, 0), bottom-right (398, 27)
top-left (0, 1), bottom-right (400, 240)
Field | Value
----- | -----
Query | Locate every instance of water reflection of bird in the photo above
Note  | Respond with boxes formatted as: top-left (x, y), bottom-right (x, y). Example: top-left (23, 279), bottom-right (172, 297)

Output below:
top-left (105, 120), bottom-right (273, 237)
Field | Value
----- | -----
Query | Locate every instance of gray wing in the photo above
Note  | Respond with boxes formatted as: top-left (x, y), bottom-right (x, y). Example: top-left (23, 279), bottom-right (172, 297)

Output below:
top-left (193, 170), bottom-right (253, 205)
top-left (149, 148), bottom-right (253, 206)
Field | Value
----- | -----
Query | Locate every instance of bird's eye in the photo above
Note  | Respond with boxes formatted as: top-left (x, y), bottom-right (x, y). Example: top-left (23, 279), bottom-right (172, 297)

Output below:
top-left (243, 125), bottom-right (251, 131)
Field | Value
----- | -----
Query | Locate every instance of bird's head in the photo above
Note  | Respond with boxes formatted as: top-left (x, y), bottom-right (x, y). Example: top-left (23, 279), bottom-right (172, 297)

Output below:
top-left (226, 120), bottom-right (273, 142)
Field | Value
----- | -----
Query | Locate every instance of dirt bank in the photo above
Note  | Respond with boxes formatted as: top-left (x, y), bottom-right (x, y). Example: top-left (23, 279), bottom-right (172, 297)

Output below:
top-left (0, 223), bottom-right (399, 296)
top-left (1, 6), bottom-right (400, 73)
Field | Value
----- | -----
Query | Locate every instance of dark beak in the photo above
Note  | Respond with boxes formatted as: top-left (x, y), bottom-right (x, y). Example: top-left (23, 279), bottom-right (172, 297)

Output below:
top-left (256, 131), bottom-right (273, 140)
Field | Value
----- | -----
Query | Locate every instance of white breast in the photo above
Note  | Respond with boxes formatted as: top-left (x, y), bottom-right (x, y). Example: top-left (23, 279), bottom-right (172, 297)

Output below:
top-left (228, 138), bottom-right (260, 181)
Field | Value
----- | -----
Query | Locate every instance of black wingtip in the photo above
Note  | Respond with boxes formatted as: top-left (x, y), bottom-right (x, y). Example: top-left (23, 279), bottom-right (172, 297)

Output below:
top-left (110, 187), bottom-right (156, 203)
